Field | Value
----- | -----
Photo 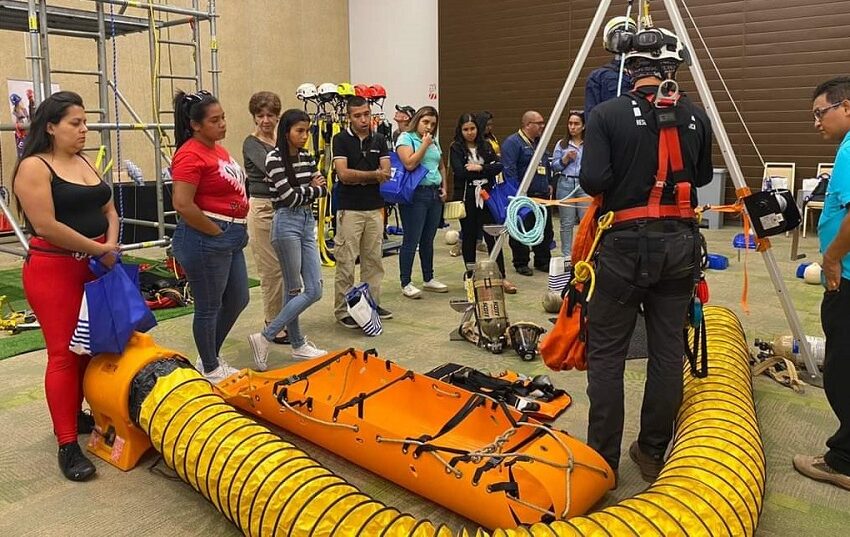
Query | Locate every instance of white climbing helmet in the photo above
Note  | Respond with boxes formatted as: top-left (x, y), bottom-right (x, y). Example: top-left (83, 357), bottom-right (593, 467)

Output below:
top-left (317, 82), bottom-right (338, 102)
top-left (296, 83), bottom-right (318, 101)
top-left (624, 27), bottom-right (689, 64)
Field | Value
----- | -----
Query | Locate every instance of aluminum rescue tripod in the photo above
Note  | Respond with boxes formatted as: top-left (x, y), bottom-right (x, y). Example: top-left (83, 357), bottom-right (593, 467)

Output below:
top-left (489, 0), bottom-right (823, 386)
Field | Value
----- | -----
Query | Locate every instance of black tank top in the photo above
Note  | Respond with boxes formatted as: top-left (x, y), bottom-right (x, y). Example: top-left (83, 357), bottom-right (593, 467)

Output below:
top-left (37, 156), bottom-right (112, 239)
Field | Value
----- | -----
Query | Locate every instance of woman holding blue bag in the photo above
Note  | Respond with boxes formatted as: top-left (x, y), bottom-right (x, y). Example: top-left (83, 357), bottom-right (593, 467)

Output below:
top-left (14, 91), bottom-right (120, 482)
top-left (171, 90), bottom-right (250, 385)
top-left (396, 106), bottom-right (449, 299)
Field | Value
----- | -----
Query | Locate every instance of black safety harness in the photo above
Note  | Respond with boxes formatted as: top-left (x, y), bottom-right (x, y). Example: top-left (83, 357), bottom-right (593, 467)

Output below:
top-left (605, 84), bottom-right (708, 377)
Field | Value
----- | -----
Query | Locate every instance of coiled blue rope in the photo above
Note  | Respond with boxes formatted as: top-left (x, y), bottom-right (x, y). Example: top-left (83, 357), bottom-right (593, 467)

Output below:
top-left (505, 195), bottom-right (547, 246)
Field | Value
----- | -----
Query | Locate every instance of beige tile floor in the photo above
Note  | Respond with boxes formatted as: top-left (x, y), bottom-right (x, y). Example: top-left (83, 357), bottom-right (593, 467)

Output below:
top-left (0, 225), bottom-right (847, 536)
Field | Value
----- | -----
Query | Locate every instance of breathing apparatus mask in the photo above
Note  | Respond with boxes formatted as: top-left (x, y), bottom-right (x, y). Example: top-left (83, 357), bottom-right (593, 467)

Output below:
top-left (507, 322), bottom-right (546, 362)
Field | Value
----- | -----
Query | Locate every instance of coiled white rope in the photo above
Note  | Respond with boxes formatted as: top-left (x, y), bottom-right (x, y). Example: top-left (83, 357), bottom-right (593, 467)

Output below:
top-left (505, 196), bottom-right (547, 246)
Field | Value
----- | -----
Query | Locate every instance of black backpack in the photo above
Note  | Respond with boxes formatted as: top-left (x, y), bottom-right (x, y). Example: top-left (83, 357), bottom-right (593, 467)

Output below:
top-left (809, 172), bottom-right (830, 202)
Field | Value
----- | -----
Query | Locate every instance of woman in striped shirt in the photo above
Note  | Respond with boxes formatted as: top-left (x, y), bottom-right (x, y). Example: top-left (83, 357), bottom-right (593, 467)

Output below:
top-left (248, 109), bottom-right (328, 370)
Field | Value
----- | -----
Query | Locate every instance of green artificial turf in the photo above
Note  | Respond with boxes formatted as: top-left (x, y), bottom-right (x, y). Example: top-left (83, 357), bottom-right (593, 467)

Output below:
top-left (0, 257), bottom-right (258, 360)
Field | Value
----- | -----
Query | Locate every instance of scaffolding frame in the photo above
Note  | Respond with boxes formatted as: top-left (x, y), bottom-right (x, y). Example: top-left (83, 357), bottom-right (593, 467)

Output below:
top-left (0, 0), bottom-right (220, 256)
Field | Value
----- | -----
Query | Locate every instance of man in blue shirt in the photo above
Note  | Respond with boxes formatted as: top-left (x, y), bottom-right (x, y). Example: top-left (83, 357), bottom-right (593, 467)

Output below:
top-left (585, 16), bottom-right (636, 118)
top-left (501, 110), bottom-right (554, 276)
top-left (585, 57), bottom-right (632, 119)
top-left (793, 76), bottom-right (850, 491)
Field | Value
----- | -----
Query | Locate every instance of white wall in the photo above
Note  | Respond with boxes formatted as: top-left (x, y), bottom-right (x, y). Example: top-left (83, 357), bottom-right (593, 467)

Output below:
top-left (348, 0), bottom-right (438, 119)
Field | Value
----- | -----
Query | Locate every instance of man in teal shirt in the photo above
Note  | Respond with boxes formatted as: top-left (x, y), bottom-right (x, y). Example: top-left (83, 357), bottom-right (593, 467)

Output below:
top-left (793, 76), bottom-right (850, 490)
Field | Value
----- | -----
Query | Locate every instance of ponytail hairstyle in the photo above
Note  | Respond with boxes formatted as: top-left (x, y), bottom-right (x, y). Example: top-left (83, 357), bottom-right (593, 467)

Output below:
top-left (275, 108), bottom-right (311, 186)
top-left (173, 89), bottom-right (219, 149)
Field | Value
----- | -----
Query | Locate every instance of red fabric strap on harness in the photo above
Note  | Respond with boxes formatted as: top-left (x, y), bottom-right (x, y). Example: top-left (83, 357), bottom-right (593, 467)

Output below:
top-left (613, 92), bottom-right (696, 225)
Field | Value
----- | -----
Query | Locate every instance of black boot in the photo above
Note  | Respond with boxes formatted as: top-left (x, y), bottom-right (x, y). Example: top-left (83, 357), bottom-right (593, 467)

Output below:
top-left (77, 410), bottom-right (95, 434)
top-left (58, 442), bottom-right (96, 482)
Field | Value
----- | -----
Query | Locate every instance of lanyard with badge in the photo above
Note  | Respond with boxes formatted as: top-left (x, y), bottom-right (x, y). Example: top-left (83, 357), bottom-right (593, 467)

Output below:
top-left (518, 129), bottom-right (547, 176)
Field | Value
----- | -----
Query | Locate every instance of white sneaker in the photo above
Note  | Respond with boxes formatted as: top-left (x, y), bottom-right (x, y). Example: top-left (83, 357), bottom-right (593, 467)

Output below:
top-left (423, 279), bottom-right (448, 293)
top-left (203, 362), bottom-right (240, 384)
top-left (292, 341), bottom-right (327, 360)
top-left (195, 356), bottom-right (226, 373)
top-left (248, 333), bottom-right (270, 371)
top-left (402, 283), bottom-right (422, 299)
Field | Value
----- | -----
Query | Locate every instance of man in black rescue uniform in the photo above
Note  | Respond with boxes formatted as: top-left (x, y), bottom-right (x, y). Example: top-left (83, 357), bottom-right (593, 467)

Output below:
top-left (579, 27), bottom-right (713, 481)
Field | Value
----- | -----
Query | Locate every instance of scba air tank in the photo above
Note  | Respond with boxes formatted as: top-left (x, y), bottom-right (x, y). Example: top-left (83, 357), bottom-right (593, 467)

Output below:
top-left (473, 259), bottom-right (508, 341)
top-left (773, 334), bottom-right (826, 369)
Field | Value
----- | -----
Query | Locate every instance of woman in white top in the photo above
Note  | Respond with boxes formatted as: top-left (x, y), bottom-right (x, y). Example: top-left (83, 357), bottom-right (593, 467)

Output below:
top-left (449, 112), bottom-right (515, 293)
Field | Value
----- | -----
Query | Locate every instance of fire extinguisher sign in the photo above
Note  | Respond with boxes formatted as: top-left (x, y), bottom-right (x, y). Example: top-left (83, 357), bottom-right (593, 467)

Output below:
top-left (428, 84), bottom-right (437, 101)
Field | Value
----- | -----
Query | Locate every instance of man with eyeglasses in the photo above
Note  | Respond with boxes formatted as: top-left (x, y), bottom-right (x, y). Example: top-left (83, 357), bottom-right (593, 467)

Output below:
top-left (501, 110), bottom-right (555, 276)
top-left (793, 76), bottom-right (850, 491)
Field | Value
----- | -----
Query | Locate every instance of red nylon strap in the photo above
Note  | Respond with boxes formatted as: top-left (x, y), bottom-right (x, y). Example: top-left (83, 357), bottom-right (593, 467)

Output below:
top-left (677, 181), bottom-right (693, 219)
top-left (613, 204), bottom-right (692, 224)
top-left (614, 93), bottom-right (695, 225)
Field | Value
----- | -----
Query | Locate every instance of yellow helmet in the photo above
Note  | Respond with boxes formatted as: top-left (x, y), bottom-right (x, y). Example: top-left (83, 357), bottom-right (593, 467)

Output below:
top-left (336, 82), bottom-right (355, 97)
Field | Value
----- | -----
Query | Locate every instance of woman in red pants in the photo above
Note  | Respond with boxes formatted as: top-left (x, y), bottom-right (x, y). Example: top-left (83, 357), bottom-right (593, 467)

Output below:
top-left (13, 91), bottom-right (120, 481)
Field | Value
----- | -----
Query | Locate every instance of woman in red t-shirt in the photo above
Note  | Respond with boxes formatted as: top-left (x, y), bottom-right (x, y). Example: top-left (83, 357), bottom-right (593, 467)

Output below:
top-left (170, 90), bottom-right (249, 384)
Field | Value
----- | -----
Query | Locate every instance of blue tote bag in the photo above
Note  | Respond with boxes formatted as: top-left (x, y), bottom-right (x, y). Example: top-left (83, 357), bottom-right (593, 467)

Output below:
top-left (69, 258), bottom-right (157, 355)
top-left (485, 178), bottom-right (531, 224)
top-left (381, 138), bottom-right (429, 205)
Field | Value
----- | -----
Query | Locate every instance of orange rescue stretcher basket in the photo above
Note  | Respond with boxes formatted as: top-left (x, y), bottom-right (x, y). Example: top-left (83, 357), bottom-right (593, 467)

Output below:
top-left (216, 348), bottom-right (615, 529)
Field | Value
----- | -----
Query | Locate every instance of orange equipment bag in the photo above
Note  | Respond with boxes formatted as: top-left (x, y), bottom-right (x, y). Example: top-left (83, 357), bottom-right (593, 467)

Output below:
top-left (539, 197), bottom-right (603, 372)
top-left (540, 282), bottom-right (590, 371)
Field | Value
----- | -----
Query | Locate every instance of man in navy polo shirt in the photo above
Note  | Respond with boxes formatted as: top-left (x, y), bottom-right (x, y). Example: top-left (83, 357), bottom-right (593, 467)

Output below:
top-left (793, 76), bottom-right (850, 491)
top-left (332, 96), bottom-right (393, 328)
top-left (501, 110), bottom-right (554, 276)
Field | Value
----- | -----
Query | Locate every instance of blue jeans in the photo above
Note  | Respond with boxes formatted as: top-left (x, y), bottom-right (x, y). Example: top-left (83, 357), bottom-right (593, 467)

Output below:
top-left (399, 185), bottom-right (443, 286)
top-left (556, 175), bottom-right (587, 259)
top-left (172, 219), bottom-right (249, 373)
top-left (263, 206), bottom-right (323, 347)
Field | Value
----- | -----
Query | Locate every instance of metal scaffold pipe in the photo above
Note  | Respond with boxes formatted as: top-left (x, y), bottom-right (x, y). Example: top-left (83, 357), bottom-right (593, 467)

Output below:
top-left (208, 0), bottom-right (219, 96)
top-left (84, 0), bottom-right (210, 19)
top-left (0, 122), bottom-right (174, 132)
top-left (26, 0), bottom-right (43, 104)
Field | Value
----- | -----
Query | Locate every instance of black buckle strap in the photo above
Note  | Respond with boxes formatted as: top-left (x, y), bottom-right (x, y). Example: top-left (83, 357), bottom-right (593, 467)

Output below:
top-left (332, 369), bottom-right (414, 421)
top-left (273, 348), bottom-right (355, 398)
top-left (411, 394), bottom-right (485, 457)
top-left (685, 316), bottom-right (708, 378)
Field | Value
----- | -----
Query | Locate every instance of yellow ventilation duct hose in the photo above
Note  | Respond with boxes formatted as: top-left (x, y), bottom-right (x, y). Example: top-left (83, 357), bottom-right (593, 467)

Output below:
top-left (494, 305), bottom-right (764, 536)
top-left (92, 305), bottom-right (762, 536)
